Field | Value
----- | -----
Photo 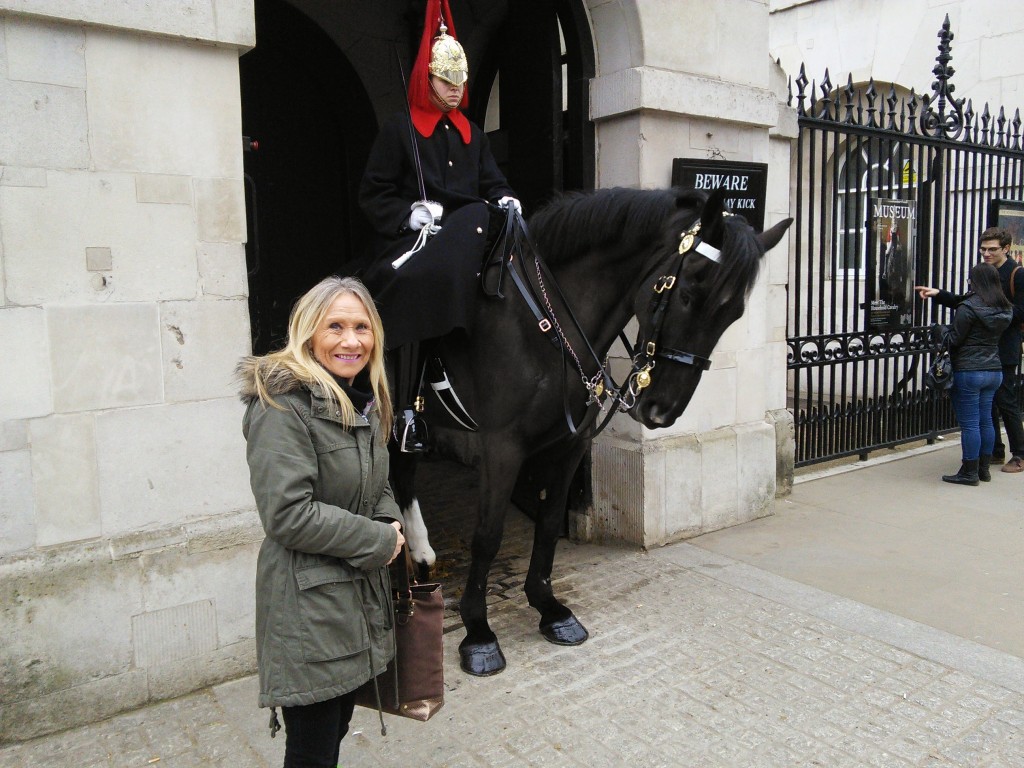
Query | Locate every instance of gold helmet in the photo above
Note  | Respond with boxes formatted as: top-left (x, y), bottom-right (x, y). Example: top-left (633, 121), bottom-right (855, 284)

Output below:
top-left (428, 21), bottom-right (467, 87)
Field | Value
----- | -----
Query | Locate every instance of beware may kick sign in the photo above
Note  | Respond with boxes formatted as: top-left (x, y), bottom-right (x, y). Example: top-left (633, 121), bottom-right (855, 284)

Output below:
top-left (671, 159), bottom-right (768, 232)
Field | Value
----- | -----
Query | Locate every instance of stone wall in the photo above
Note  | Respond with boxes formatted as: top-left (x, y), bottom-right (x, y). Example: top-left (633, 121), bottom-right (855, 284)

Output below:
top-left (0, 2), bottom-right (257, 741)
top-left (580, 0), bottom-right (796, 548)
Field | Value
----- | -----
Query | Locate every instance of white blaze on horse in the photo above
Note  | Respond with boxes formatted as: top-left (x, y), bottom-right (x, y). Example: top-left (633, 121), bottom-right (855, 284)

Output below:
top-left (389, 187), bottom-right (791, 676)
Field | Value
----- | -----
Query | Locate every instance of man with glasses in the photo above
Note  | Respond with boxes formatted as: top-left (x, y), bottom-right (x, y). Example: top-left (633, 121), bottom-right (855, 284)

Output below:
top-left (917, 227), bottom-right (1024, 473)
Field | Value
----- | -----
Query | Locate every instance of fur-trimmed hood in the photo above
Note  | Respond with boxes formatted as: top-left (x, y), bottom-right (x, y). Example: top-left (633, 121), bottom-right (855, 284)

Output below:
top-left (236, 356), bottom-right (305, 402)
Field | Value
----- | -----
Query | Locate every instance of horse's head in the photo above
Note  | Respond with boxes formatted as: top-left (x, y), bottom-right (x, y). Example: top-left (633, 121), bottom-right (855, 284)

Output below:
top-left (628, 188), bottom-right (791, 429)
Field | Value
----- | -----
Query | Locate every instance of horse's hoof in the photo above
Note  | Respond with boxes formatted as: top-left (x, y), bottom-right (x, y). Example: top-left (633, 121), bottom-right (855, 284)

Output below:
top-left (459, 640), bottom-right (506, 676)
top-left (540, 616), bottom-right (589, 646)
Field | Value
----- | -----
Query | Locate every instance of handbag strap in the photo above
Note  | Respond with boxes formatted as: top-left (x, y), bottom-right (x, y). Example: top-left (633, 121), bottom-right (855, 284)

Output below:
top-left (393, 544), bottom-right (415, 619)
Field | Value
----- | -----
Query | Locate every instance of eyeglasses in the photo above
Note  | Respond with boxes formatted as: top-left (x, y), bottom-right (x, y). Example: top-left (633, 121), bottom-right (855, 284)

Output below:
top-left (979, 246), bottom-right (1006, 253)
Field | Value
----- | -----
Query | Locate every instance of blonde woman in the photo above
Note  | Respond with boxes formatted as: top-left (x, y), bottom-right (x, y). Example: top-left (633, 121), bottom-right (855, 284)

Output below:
top-left (237, 275), bottom-right (404, 768)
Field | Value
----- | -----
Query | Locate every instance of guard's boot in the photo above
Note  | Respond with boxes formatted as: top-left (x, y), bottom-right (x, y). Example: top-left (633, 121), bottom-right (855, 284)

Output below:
top-left (395, 407), bottom-right (428, 454)
top-left (978, 455), bottom-right (992, 482)
top-left (942, 459), bottom-right (979, 486)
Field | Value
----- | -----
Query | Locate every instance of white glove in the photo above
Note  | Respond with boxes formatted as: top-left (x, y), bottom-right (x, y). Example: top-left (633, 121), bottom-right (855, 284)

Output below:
top-left (408, 206), bottom-right (434, 231)
top-left (498, 196), bottom-right (522, 215)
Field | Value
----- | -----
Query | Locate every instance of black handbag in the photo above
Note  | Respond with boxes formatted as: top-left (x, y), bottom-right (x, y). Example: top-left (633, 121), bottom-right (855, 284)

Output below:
top-left (925, 348), bottom-right (954, 390)
top-left (355, 548), bottom-right (444, 726)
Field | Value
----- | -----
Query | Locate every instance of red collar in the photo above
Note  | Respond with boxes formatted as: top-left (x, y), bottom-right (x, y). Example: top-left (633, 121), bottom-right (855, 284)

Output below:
top-left (411, 102), bottom-right (471, 144)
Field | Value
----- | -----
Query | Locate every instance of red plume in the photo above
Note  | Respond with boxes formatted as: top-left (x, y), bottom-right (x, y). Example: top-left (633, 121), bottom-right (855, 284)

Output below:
top-left (408, 0), bottom-right (471, 143)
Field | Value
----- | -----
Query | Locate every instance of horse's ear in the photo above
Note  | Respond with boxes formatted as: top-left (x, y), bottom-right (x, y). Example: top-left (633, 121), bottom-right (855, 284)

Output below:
top-left (758, 217), bottom-right (793, 252)
top-left (700, 188), bottom-right (728, 224)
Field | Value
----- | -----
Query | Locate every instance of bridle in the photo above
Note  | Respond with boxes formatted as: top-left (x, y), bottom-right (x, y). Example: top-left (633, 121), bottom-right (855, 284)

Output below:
top-left (494, 208), bottom-right (726, 438)
top-left (621, 216), bottom-right (721, 407)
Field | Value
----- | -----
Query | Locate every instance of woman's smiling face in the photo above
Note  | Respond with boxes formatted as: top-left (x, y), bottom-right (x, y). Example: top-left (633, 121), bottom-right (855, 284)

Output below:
top-left (311, 292), bottom-right (375, 383)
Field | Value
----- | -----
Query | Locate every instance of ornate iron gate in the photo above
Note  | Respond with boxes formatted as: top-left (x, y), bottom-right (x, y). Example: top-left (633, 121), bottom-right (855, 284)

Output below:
top-left (787, 17), bottom-right (1024, 467)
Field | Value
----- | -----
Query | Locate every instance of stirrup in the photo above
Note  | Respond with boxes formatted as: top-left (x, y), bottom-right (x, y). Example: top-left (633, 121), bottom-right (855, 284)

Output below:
top-left (395, 408), bottom-right (429, 453)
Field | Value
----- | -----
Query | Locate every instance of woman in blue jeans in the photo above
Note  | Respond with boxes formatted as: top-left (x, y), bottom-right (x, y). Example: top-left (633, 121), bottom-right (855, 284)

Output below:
top-left (937, 262), bottom-right (1013, 485)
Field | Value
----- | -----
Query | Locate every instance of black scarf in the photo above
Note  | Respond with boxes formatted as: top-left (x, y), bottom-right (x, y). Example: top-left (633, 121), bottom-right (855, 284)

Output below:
top-left (335, 369), bottom-right (375, 417)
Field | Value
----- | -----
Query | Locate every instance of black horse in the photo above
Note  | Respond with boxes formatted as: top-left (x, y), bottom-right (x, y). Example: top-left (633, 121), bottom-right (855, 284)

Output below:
top-left (391, 187), bottom-right (791, 676)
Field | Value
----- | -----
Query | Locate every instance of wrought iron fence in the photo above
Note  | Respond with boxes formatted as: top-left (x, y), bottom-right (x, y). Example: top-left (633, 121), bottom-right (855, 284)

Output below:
top-left (786, 16), bottom-right (1024, 466)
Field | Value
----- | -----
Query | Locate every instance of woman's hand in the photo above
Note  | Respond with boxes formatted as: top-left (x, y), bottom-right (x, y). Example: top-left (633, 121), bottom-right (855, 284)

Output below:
top-left (387, 521), bottom-right (406, 565)
top-left (915, 285), bottom-right (938, 299)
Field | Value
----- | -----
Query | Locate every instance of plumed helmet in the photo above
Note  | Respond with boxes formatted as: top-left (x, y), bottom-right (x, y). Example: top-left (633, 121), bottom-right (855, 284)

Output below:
top-left (429, 20), bottom-right (467, 86)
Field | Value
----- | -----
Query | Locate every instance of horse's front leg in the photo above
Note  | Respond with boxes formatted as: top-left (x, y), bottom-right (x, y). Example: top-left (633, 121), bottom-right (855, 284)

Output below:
top-left (523, 440), bottom-right (589, 646)
top-left (459, 443), bottom-right (524, 676)
top-left (387, 447), bottom-right (435, 579)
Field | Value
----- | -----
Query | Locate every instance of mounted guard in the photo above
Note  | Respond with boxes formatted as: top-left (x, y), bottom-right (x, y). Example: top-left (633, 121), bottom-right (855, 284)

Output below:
top-left (359, 0), bottom-right (520, 452)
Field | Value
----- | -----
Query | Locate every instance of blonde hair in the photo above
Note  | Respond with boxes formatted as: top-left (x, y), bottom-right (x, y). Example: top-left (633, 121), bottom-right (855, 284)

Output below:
top-left (249, 276), bottom-right (393, 435)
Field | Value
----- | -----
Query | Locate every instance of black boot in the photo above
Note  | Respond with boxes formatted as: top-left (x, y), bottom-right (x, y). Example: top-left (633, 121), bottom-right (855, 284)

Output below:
top-left (942, 459), bottom-right (979, 486)
top-left (978, 455), bottom-right (992, 482)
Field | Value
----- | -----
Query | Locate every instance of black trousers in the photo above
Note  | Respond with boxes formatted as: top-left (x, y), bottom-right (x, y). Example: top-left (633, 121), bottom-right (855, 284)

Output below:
top-left (991, 364), bottom-right (1024, 458)
top-left (281, 692), bottom-right (356, 768)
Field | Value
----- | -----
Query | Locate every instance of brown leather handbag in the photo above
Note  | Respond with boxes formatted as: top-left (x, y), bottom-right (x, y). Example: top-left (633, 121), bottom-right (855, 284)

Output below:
top-left (356, 549), bottom-right (445, 724)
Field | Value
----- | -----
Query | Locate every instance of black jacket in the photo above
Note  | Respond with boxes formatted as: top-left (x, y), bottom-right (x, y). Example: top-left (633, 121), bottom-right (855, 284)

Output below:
top-left (939, 295), bottom-right (1012, 371)
top-left (935, 259), bottom-right (1024, 365)
top-left (359, 112), bottom-right (513, 246)
top-left (356, 112), bottom-right (515, 348)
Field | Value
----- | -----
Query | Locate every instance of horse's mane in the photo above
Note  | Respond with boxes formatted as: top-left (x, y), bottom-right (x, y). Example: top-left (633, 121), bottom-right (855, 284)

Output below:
top-left (699, 211), bottom-right (765, 304)
top-left (529, 187), bottom-right (692, 264)
top-left (529, 186), bottom-right (763, 302)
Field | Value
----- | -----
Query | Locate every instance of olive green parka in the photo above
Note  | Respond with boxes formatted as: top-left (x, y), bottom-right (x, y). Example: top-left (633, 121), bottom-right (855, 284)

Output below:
top-left (238, 359), bottom-right (403, 709)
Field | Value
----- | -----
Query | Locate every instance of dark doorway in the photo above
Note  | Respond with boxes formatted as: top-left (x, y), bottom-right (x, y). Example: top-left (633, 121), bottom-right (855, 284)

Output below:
top-left (239, 0), bottom-right (377, 354)
top-left (239, 0), bottom-right (594, 355)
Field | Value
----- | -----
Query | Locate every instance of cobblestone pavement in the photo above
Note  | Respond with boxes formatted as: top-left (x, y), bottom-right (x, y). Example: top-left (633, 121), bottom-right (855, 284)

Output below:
top-left (3, 458), bottom-right (1024, 767)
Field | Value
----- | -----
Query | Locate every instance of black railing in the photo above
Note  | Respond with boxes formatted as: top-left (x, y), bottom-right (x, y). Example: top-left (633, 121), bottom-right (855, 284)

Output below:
top-left (786, 16), bottom-right (1024, 466)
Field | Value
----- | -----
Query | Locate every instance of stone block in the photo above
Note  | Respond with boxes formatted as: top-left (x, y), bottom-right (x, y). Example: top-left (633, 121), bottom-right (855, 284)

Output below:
top-left (2, 171), bottom-right (199, 304)
top-left (0, 68), bottom-right (88, 171)
top-left (135, 173), bottom-right (192, 205)
top-left (0, 550), bottom-right (143, 708)
top-left (195, 177), bottom-right (247, 243)
top-left (29, 413), bottom-right (102, 547)
top-left (734, 420), bottom-right (776, 521)
top-left (0, 307), bottom-right (52, 419)
top-left (594, 117), bottom-right (641, 187)
top-left (213, 0), bottom-right (257, 49)
top-left (4, 16), bottom-right (86, 88)
top-left (672, 366), bottom-right (737, 435)
top-left (47, 303), bottom-right (163, 412)
top-left (146, 638), bottom-right (257, 703)
top-left (660, 433), bottom-right (704, 542)
top-left (160, 299), bottom-right (251, 402)
top-left (0, 419), bottom-right (28, 451)
top-left (0, 166), bottom-right (47, 187)
top-left (132, 599), bottom-right (218, 668)
top-left (140, 539), bottom-right (258, 647)
top-left (587, 0), bottom-right (638, 75)
top-left (592, 68), bottom-right (778, 128)
top-left (85, 246), bottom-right (112, 271)
top-left (0, 668), bottom-right (149, 743)
top-left (1, 0), bottom-right (255, 48)
top-left (735, 345), bottom-right (768, 424)
top-left (699, 426), bottom-right (739, 529)
top-left (0, 449), bottom-right (35, 556)
top-left (197, 242), bottom-right (249, 298)
top-left (95, 399), bottom-right (252, 534)
top-left (86, 29), bottom-right (244, 178)
top-left (590, 437), bottom-right (645, 545)
top-left (641, 0), bottom-right (768, 87)
top-left (768, 408), bottom-right (795, 497)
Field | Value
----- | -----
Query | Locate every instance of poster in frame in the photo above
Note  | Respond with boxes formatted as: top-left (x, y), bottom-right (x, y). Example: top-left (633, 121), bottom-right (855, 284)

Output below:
top-left (867, 198), bottom-right (916, 329)
top-left (987, 199), bottom-right (1024, 265)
